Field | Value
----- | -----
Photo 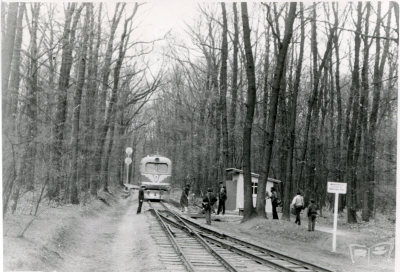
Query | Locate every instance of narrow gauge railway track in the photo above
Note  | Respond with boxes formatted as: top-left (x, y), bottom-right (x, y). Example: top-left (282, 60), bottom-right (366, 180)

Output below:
top-left (154, 201), bottom-right (333, 272)
top-left (148, 201), bottom-right (236, 272)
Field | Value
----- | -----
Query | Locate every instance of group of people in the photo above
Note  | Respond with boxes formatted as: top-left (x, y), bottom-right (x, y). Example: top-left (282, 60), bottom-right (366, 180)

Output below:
top-left (265, 188), bottom-right (319, 231)
top-left (201, 182), bottom-right (227, 225)
top-left (179, 182), bottom-right (227, 225)
top-left (138, 182), bottom-right (317, 231)
top-left (290, 191), bottom-right (318, 231)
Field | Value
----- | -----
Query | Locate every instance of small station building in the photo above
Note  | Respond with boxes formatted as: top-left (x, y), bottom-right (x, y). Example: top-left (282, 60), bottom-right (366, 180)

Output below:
top-left (225, 168), bottom-right (281, 213)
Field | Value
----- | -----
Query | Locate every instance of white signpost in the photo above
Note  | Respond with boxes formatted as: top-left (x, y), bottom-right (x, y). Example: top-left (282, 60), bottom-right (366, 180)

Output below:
top-left (327, 182), bottom-right (347, 252)
top-left (125, 148), bottom-right (133, 184)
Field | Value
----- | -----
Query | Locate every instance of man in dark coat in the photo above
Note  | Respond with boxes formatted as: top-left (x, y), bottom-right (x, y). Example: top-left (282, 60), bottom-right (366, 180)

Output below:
top-left (137, 185), bottom-right (145, 214)
top-left (202, 188), bottom-right (217, 225)
top-left (269, 187), bottom-right (279, 220)
top-left (217, 187), bottom-right (227, 215)
top-left (180, 184), bottom-right (190, 212)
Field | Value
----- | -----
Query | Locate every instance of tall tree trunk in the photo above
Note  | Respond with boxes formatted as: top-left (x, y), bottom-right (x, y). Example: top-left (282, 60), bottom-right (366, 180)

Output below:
top-left (256, 2), bottom-right (297, 218)
top-left (241, 2), bottom-right (258, 220)
top-left (7, 3), bottom-right (25, 120)
top-left (366, 1), bottom-right (391, 219)
top-left (332, 2), bottom-right (345, 211)
top-left (360, 3), bottom-right (371, 221)
top-left (228, 3), bottom-right (239, 176)
top-left (83, 3), bottom-right (102, 193)
top-left (219, 2), bottom-right (229, 184)
top-left (70, 4), bottom-right (90, 204)
top-left (282, 3), bottom-right (304, 221)
top-left (10, 3), bottom-right (40, 213)
top-left (92, 3), bottom-right (125, 193)
top-left (346, 2), bottom-right (362, 224)
top-left (258, 24), bottom-right (271, 218)
top-left (2, 2), bottom-right (18, 118)
top-left (308, 6), bottom-right (320, 199)
top-left (53, 3), bottom-right (83, 198)
top-left (297, 9), bottom-right (335, 189)
top-left (103, 4), bottom-right (138, 189)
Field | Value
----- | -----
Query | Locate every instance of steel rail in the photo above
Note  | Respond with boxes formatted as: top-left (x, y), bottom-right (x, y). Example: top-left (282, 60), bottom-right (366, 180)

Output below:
top-left (165, 207), bottom-right (306, 272)
top-left (148, 201), bottom-right (196, 272)
top-left (156, 203), bottom-right (239, 272)
top-left (200, 233), bottom-right (305, 272)
top-left (162, 202), bottom-right (333, 272)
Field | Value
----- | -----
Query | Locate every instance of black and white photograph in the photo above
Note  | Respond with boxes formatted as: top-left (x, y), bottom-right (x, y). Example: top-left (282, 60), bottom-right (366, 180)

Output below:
top-left (2, 1), bottom-right (398, 271)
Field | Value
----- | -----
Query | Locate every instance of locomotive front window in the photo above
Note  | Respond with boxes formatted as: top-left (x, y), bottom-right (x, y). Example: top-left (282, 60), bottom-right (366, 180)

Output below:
top-left (145, 163), bottom-right (168, 173)
top-left (158, 163), bottom-right (168, 173)
top-left (145, 163), bottom-right (156, 172)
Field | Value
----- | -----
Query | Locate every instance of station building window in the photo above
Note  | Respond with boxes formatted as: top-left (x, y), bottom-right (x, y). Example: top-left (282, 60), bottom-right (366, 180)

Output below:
top-left (252, 182), bottom-right (257, 195)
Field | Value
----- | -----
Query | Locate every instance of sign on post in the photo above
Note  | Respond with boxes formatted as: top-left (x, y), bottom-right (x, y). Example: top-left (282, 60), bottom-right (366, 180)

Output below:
top-left (327, 182), bottom-right (347, 253)
top-left (328, 182), bottom-right (347, 194)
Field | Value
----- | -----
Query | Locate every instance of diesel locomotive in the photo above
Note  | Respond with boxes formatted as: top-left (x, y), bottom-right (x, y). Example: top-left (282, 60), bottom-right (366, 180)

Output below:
top-left (139, 155), bottom-right (172, 200)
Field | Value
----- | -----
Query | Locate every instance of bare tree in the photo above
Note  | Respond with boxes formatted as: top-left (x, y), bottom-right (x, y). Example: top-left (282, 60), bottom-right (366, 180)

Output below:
top-left (281, 3), bottom-right (305, 221)
top-left (70, 4), bottom-right (90, 204)
top-left (228, 3), bottom-right (239, 173)
top-left (346, 2), bottom-right (363, 224)
top-left (103, 3), bottom-right (140, 189)
top-left (6, 3), bottom-right (25, 120)
top-left (219, 2), bottom-right (229, 184)
top-left (92, 3), bottom-right (125, 193)
top-left (241, 2), bottom-right (258, 220)
top-left (256, 2), bottom-right (297, 218)
top-left (2, 2), bottom-right (18, 118)
top-left (53, 3), bottom-right (83, 200)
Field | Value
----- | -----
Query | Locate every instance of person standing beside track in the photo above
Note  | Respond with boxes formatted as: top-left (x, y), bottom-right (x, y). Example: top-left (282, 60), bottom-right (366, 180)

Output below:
top-left (203, 188), bottom-right (217, 225)
top-left (137, 185), bottom-right (145, 214)
top-left (180, 184), bottom-right (190, 213)
top-left (269, 187), bottom-right (279, 220)
top-left (217, 187), bottom-right (227, 215)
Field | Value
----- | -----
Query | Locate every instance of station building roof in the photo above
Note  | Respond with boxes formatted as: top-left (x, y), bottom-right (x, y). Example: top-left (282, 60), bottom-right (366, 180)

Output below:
top-left (225, 168), bottom-right (281, 183)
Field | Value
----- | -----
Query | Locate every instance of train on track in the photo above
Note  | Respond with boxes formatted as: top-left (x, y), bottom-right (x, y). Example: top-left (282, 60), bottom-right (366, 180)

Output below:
top-left (139, 155), bottom-right (172, 200)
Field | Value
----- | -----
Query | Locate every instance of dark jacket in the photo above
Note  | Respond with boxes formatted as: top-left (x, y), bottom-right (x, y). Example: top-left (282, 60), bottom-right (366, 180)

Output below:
top-left (270, 191), bottom-right (278, 204)
top-left (180, 187), bottom-right (189, 206)
top-left (138, 188), bottom-right (144, 201)
top-left (220, 191), bottom-right (227, 201)
top-left (307, 203), bottom-right (318, 216)
top-left (202, 192), bottom-right (217, 209)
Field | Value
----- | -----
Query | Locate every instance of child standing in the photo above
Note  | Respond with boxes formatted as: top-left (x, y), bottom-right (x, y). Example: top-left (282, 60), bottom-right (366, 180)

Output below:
top-left (307, 199), bottom-right (318, 231)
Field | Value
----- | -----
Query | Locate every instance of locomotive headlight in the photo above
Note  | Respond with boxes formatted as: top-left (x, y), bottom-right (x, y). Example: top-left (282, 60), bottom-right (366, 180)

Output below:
top-left (154, 175), bottom-right (158, 181)
top-left (146, 190), bottom-right (150, 195)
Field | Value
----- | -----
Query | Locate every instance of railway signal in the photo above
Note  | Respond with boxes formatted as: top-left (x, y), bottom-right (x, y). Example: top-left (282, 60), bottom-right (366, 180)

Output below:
top-left (125, 147), bottom-right (133, 155)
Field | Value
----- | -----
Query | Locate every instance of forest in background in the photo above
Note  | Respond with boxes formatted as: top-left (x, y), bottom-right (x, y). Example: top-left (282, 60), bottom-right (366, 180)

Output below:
top-left (2, 2), bottom-right (397, 223)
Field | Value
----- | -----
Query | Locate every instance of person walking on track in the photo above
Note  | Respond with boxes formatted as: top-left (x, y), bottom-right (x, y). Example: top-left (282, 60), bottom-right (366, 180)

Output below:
top-left (203, 188), bottom-right (217, 225)
top-left (291, 191), bottom-right (304, 225)
top-left (137, 185), bottom-right (145, 214)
